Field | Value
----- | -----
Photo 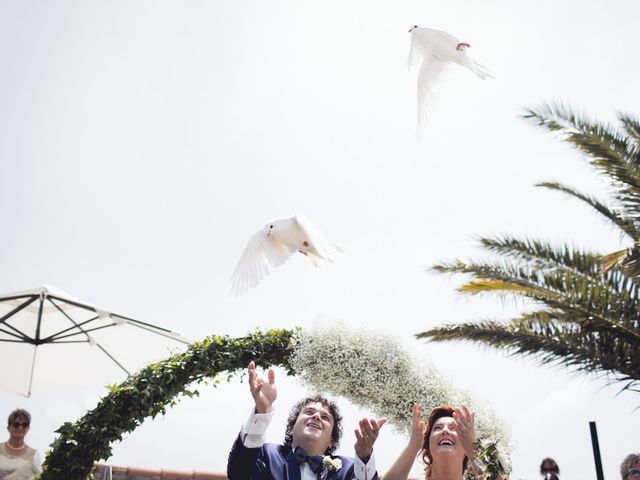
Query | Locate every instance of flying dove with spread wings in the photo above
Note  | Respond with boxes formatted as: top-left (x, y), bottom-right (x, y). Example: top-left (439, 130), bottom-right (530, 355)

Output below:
top-left (408, 25), bottom-right (493, 135)
top-left (230, 214), bottom-right (343, 295)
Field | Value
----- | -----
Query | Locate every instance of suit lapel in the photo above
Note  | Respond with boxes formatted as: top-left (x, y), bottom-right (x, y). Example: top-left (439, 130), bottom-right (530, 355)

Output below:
top-left (284, 450), bottom-right (301, 480)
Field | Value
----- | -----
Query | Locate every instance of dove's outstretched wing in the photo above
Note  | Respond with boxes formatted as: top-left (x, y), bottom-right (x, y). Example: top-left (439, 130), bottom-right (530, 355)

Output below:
top-left (407, 32), bottom-right (424, 70)
top-left (294, 214), bottom-right (344, 267)
top-left (230, 230), bottom-right (294, 296)
top-left (408, 30), bottom-right (447, 136)
top-left (416, 55), bottom-right (447, 135)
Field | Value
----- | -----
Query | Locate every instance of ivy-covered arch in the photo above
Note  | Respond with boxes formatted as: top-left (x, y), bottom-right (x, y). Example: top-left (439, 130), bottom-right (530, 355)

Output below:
top-left (42, 326), bottom-right (511, 480)
top-left (42, 329), bottom-right (295, 480)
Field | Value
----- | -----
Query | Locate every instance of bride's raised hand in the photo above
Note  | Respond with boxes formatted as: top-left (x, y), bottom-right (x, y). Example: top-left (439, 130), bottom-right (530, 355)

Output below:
top-left (408, 403), bottom-right (425, 453)
top-left (452, 405), bottom-right (476, 458)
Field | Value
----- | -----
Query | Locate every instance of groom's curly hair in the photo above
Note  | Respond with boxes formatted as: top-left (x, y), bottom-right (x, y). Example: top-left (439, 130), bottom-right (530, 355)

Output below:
top-left (284, 394), bottom-right (343, 455)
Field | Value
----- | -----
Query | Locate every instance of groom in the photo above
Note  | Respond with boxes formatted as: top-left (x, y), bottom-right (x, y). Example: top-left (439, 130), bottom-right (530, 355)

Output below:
top-left (227, 361), bottom-right (386, 480)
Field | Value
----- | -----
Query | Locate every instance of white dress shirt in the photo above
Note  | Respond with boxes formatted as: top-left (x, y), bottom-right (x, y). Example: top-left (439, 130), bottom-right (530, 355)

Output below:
top-left (240, 409), bottom-right (377, 480)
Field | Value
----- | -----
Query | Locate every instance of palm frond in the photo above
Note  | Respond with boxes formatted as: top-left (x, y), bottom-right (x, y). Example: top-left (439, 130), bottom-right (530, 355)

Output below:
top-left (425, 104), bottom-right (640, 399)
top-left (524, 102), bottom-right (640, 219)
top-left (416, 317), bottom-right (640, 392)
top-left (617, 112), bottom-right (640, 145)
top-left (599, 248), bottom-right (630, 276)
top-left (432, 258), bottom-right (640, 343)
top-left (535, 181), bottom-right (640, 240)
top-left (479, 236), bottom-right (602, 276)
top-left (601, 244), bottom-right (640, 279)
top-left (477, 235), bottom-right (640, 301)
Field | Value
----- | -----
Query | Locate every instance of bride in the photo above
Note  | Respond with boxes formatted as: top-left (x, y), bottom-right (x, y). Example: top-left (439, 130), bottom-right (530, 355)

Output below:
top-left (382, 403), bottom-right (484, 480)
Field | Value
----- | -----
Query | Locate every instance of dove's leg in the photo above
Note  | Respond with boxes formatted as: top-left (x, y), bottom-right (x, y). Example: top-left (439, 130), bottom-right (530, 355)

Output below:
top-left (456, 42), bottom-right (471, 51)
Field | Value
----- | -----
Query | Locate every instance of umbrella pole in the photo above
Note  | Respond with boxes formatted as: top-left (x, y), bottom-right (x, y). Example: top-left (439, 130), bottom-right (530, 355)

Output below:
top-left (27, 346), bottom-right (37, 397)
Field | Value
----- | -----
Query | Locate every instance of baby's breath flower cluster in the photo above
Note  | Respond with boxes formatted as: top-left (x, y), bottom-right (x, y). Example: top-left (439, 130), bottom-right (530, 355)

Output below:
top-left (290, 324), bottom-right (511, 479)
top-left (474, 438), bottom-right (510, 480)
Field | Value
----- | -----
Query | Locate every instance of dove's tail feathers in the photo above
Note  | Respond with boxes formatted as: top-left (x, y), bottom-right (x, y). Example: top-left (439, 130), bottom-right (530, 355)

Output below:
top-left (470, 59), bottom-right (493, 79)
top-left (308, 255), bottom-right (329, 267)
top-left (307, 242), bottom-right (344, 267)
top-left (332, 242), bottom-right (345, 255)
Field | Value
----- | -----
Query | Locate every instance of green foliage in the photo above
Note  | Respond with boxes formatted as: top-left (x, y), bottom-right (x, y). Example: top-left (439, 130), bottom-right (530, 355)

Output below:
top-left (41, 329), bottom-right (295, 480)
top-left (421, 104), bottom-right (640, 396)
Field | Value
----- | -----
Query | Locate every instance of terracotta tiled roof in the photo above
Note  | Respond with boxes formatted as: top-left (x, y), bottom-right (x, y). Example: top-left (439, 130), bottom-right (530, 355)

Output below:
top-left (94, 464), bottom-right (226, 480)
top-left (94, 463), bottom-right (420, 480)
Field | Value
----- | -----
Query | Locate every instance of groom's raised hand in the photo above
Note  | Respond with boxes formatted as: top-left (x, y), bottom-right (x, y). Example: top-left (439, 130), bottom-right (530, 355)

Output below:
top-left (354, 417), bottom-right (387, 461)
top-left (248, 360), bottom-right (277, 414)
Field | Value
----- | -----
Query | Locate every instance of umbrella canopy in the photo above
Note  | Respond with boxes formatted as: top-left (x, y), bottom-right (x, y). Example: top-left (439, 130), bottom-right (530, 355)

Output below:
top-left (0, 285), bottom-right (191, 396)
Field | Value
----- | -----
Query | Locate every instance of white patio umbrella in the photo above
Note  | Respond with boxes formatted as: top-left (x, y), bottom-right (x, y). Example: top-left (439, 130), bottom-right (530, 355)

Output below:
top-left (0, 285), bottom-right (191, 397)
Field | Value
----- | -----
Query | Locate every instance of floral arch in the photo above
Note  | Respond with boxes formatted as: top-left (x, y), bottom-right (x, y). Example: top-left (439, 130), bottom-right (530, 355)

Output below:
top-left (41, 326), bottom-right (509, 480)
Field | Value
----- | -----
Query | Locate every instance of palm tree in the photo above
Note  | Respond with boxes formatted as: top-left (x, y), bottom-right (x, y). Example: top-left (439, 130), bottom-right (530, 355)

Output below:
top-left (418, 103), bottom-right (640, 394)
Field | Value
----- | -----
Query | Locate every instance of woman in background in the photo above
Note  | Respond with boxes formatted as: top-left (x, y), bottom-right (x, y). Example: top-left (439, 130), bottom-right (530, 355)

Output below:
top-left (620, 453), bottom-right (640, 480)
top-left (539, 457), bottom-right (560, 480)
top-left (0, 409), bottom-right (42, 480)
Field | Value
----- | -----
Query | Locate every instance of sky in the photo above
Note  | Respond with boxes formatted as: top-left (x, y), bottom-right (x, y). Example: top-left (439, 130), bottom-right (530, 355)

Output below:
top-left (1, 1), bottom-right (639, 479)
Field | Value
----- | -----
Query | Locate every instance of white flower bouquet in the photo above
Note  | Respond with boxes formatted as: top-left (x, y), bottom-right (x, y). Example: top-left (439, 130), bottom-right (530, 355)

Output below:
top-left (290, 323), bottom-right (511, 479)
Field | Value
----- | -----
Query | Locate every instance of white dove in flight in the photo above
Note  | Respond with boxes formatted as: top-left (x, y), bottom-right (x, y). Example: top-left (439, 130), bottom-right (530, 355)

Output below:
top-left (408, 25), bottom-right (493, 134)
top-left (230, 214), bottom-right (343, 295)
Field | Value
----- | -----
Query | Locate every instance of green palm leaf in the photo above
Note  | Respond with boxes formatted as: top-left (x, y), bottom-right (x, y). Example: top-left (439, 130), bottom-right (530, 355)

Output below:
top-left (524, 102), bottom-right (640, 221)
top-left (417, 317), bottom-right (640, 393)
top-left (617, 112), bottom-right (640, 145)
top-left (423, 104), bottom-right (640, 397)
top-left (535, 181), bottom-right (640, 240)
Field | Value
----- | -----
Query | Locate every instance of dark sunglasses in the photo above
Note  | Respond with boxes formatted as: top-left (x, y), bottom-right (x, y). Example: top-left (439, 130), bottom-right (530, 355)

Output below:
top-left (628, 468), bottom-right (640, 478)
top-left (10, 422), bottom-right (29, 428)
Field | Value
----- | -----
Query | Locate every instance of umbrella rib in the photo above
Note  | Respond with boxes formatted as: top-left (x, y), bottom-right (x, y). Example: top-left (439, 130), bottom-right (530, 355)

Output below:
top-left (95, 343), bottom-right (130, 376)
top-left (48, 294), bottom-right (100, 312)
top-left (125, 321), bottom-right (191, 345)
top-left (0, 295), bottom-right (38, 341)
top-left (44, 340), bottom-right (93, 344)
top-left (112, 314), bottom-right (175, 334)
top-left (43, 316), bottom-right (101, 342)
top-left (0, 328), bottom-right (32, 342)
top-left (52, 324), bottom-right (119, 342)
top-left (0, 295), bottom-right (38, 323)
top-left (0, 337), bottom-right (38, 343)
top-left (48, 297), bottom-right (98, 342)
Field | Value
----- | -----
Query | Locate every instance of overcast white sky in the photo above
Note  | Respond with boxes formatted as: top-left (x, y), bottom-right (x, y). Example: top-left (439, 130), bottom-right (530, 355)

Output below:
top-left (1, 1), bottom-right (639, 479)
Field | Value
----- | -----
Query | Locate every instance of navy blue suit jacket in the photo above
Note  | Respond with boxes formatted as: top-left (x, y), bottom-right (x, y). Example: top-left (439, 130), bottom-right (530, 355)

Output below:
top-left (227, 434), bottom-right (374, 480)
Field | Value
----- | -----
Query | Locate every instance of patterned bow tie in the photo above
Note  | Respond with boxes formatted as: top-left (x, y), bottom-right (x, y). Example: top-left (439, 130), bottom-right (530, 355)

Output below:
top-left (293, 446), bottom-right (324, 473)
